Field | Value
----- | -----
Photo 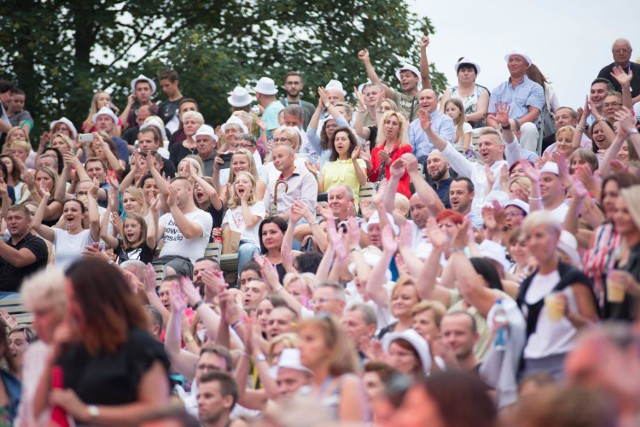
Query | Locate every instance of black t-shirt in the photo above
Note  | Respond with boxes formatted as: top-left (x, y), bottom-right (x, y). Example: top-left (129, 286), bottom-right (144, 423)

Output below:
top-left (169, 142), bottom-right (198, 168)
top-left (58, 328), bottom-right (170, 406)
top-left (597, 62), bottom-right (640, 98)
top-left (0, 233), bottom-right (48, 292)
top-left (158, 97), bottom-right (185, 125)
top-left (205, 203), bottom-right (224, 237)
top-left (605, 242), bottom-right (640, 321)
top-left (116, 240), bottom-right (155, 264)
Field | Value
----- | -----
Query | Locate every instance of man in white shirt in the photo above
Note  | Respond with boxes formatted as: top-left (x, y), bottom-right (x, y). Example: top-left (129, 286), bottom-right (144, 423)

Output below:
top-left (154, 177), bottom-right (213, 277)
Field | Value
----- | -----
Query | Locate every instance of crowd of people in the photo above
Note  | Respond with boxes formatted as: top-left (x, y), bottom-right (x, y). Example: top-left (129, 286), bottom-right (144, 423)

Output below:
top-left (0, 34), bottom-right (638, 427)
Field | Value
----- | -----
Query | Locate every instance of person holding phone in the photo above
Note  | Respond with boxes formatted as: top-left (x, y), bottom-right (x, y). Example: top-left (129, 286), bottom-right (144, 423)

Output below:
top-left (119, 74), bottom-right (159, 131)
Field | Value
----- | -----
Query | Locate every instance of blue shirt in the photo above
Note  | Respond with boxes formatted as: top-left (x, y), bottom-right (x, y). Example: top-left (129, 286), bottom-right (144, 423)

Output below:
top-left (263, 101), bottom-right (285, 139)
top-left (409, 110), bottom-right (455, 162)
top-left (488, 76), bottom-right (544, 123)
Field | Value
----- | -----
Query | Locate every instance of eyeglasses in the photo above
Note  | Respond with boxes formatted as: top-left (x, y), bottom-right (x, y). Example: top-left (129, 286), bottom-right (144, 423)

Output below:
top-left (603, 102), bottom-right (622, 108)
top-left (309, 297), bottom-right (337, 307)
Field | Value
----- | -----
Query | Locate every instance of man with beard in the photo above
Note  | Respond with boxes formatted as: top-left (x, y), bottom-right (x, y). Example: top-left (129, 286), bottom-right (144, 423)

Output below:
top-left (281, 71), bottom-right (315, 129)
top-left (425, 150), bottom-right (452, 208)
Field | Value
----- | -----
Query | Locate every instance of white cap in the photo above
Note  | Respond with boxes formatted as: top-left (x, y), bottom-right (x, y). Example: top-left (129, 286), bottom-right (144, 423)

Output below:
top-left (276, 349), bottom-right (312, 376)
top-left (130, 74), bottom-right (157, 94)
top-left (362, 211), bottom-right (399, 235)
top-left (325, 79), bottom-right (347, 96)
top-left (483, 190), bottom-right (511, 208)
top-left (504, 50), bottom-right (533, 67)
top-left (194, 124), bottom-right (219, 142)
top-left (395, 64), bottom-right (422, 85)
top-left (92, 106), bottom-right (119, 124)
top-left (227, 86), bottom-right (253, 107)
top-left (454, 57), bottom-right (482, 74)
top-left (382, 329), bottom-right (432, 375)
top-left (558, 230), bottom-right (582, 268)
top-left (504, 199), bottom-right (530, 215)
top-left (140, 116), bottom-right (166, 135)
top-left (49, 117), bottom-right (77, 137)
top-left (539, 162), bottom-right (559, 175)
top-left (221, 116), bottom-right (249, 134)
top-left (253, 77), bottom-right (278, 96)
top-left (479, 240), bottom-right (511, 272)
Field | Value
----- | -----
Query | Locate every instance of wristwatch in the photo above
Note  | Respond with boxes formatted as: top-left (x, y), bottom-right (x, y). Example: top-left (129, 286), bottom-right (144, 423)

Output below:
top-left (87, 405), bottom-right (100, 420)
top-left (501, 122), bottom-right (511, 130)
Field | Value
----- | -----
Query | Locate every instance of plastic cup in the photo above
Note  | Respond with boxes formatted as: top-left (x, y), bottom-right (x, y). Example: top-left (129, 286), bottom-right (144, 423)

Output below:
top-left (544, 293), bottom-right (565, 322)
top-left (606, 278), bottom-right (625, 303)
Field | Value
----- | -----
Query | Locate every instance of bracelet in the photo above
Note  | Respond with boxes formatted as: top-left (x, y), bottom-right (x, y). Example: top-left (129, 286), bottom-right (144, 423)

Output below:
top-left (500, 123), bottom-right (511, 130)
top-left (577, 125), bottom-right (587, 132)
top-left (450, 247), bottom-right (466, 253)
top-left (192, 300), bottom-right (204, 311)
top-left (528, 196), bottom-right (542, 201)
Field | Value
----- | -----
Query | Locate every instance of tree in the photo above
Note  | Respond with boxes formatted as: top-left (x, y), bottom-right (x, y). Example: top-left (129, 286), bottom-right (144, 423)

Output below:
top-left (0, 0), bottom-right (446, 137)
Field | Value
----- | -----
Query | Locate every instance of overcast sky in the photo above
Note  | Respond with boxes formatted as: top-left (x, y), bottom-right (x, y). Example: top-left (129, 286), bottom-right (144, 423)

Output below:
top-left (408, 0), bottom-right (640, 109)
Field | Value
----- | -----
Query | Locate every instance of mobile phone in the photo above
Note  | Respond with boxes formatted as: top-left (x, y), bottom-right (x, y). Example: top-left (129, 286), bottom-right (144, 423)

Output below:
top-left (79, 133), bottom-right (93, 144)
top-left (220, 152), bottom-right (232, 169)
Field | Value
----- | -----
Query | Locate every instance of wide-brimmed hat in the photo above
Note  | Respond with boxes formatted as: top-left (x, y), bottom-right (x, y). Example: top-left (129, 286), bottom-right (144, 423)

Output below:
top-left (194, 124), bottom-right (219, 142)
top-left (325, 79), bottom-right (347, 96)
top-left (221, 116), bottom-right (249, 134)
top-left (227, 86), bottom-right (253, 107)
top-left (382, 329), bottom-right (432, 375)
top-left (92, 106), bottom-right (118, 124)
top-left (49, 117), bottom-right (77, 137)
top-left (504, 50), bottom-right (533, 67)
top-left (454, 57), bottom-right (482, 74)
top-left (395, 64), bottom-right (422, 85)
top-left (130, 74), bottom-right (157, 94)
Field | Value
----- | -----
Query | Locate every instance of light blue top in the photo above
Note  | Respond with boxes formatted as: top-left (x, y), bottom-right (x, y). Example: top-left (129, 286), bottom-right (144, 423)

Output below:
top-left (488, 76), bottom-right (544, 123)
top-left (263, 100), bottom-right (285, 139)
top-left (303, 114), bottom-right (350, 169)
top-left (409, 110), bottom-right (455, 162)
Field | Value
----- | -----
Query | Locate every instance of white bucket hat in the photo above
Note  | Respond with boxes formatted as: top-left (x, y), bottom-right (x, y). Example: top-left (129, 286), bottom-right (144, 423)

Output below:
top-left (382, 329), bottom-right (432, 375)
top-left (130, 74), bottom-right (157, 94)
top-left (92, 106), bottom-right (119, 124)
top-left (221, 116), bottom-right (249, 134)
top-left (325, 79), bottom-right (347, 96)
top-left (253, 77), bottom-right (278, 96)
top-left (454, 57), bottom-right (482, 74)
top-left (227, 87), bottom-right (253, 107)
top-left (49, 117), bottom-right (78, 137)
top-left (194, 124), bottom-right (219, 142)
top-left (504, 50), bottom-right (533, 67)
top-left (395, 64), bottom-right (422, 85)
top-left (539, 162), bottom-right (559, 175)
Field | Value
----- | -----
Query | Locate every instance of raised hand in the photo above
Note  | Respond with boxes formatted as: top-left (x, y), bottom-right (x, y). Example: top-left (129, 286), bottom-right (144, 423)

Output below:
top-left (570, 173), bottom-right (588, 200)
top-left (289, 200), bottom-right (305, 224)
top-left (485, 163), bottom-right (496, 189)
top-left (304, 161), bottom-right (319, 177)
top-left (426, 217), bottom-right (448, 251)
top-left (418, 108), bottom-right (432, 132)
top-left (359, 142), bottom-right (372, 162)
top-left (401, 153), bottom-right (419, 174)
top-left (168, 281), bottom-right (188, 314)
top-left (381, 224), bottom-right (398, 254)
top-left (352, 145), bottom-right (362, 162)
top-left (397, 221), bottom-right (413, 250)
top-left (109, 212), bottom-right (123, 236)
top-left (318, 87), bottom-right (330, 106)
top-left (166, 184), bottom-right (177, 206)
top-left (353, 86), bottom-right (366, 110)
top-left (499, 163), bottom-right (509, 190)
top-left (614, 106), bottom-right (637, 134)
top-left (0, 178), bottom-right (7, 196)
top-left (357, 49), bottom-right (370, 63)
top-left (345, 216), bottom-right (361, 248)
top-left (521, 160), bottom-right (540, 184)
top-left (142, 264), bottom-right (157, 294)
top-left (420, 35), bottom-right (430, 50)
top-left (610, 66), bottom-right (633, 87)
top-left (201, 269), bottom-right (226, 299)
top-left (377, 149), bottom-right (391, 165)
top-left (39, 181), bottom-right (51, 199)
top-left (389, 158), bottom-right (405, 179)
top-left (494, 101), bottom-right (511, 126)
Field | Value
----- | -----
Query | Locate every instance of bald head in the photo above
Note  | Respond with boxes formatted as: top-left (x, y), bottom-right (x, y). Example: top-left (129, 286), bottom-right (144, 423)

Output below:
top-left (418, 89), bottom-right (438, 113)
top-left (426, 149), bottom-right (450, 182)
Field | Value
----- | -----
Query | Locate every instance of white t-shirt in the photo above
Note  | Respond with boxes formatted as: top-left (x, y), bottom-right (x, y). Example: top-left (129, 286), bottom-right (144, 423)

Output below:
top-left (545, 202), bottom-right (569, 224)
top-left (222, 201), bottom-right (266, 246)
top-left (159, 209), bottom-right (213, 263)
top-left (522, 270), bottom-right (579, 359)
top-left (53, 228), bottom-right (96, 270)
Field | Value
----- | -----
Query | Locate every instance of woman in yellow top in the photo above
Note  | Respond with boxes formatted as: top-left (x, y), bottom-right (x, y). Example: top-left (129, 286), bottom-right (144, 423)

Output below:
top-left (319, 126), bottom-right (368, 207)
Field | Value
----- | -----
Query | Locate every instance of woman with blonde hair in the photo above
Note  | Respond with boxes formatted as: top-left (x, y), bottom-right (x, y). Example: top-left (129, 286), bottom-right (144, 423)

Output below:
top-left (368, 110), bottom-right (412, 198)
top-left (509, 177), bottom-right (532, 202)
top-left (16, 267), bottom-right (67, 426)
top-left (605, 185), bottom-right (640, 321)
top-left (298, 314), bottom-right (368, 422)
top-left (219, 148), bottom-right (265, 204)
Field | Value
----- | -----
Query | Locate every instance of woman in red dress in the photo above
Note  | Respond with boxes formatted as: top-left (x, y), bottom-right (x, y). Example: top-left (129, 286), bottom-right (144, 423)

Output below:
top-left (368, 111), bottom-right (412, 198)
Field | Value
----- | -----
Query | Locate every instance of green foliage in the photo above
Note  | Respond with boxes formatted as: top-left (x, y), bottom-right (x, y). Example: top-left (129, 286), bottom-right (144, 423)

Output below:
top-left (0, 0), bottom-right (446, 136)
